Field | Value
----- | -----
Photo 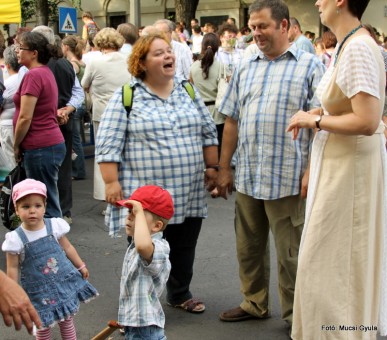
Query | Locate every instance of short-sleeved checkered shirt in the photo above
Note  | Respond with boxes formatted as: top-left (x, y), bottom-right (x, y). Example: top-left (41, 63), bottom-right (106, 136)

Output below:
top-left (219, 45), bottom-right (326, 200)
top-left (96, 77), bottom-right (218, 236)
top-left (118, 232), bottom-right (171, 327)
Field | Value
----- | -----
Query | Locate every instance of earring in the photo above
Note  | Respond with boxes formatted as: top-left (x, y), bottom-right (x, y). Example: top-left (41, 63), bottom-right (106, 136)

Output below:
top-left (336, 8), bottom-right (341, 14)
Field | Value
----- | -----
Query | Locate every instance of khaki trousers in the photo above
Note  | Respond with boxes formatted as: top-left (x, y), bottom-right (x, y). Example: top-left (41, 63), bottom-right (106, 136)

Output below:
top-left (235, 191), bottom-right (305, 325)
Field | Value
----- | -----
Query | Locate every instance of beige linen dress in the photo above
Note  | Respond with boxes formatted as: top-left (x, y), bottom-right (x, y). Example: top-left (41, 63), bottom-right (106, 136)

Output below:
top-left (81, 52), bottom-right (131, 200)
top-left (292, 35), bottom-right (387, 340)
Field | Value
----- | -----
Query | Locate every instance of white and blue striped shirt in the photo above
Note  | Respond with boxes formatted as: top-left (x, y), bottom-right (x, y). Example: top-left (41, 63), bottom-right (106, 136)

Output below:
top-left (219, 44), bottom-right (325, 200)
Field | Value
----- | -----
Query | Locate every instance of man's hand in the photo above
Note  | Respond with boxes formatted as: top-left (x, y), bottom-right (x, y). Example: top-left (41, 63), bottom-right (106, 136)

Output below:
top-left (57, 106), bottom-right (75, 125)
top-left (300, 166), bottom-right (310, 199)
top-left (216, 166), bottom-right (234, 199)
top-left (0, 271), bottom-right (42, 334)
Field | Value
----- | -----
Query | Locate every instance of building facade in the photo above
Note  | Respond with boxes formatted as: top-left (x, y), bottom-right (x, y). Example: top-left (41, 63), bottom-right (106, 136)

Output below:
top-left (79, 0), bottom-right (386, 38)
top-left (2, 0), bottom-right (387, 41)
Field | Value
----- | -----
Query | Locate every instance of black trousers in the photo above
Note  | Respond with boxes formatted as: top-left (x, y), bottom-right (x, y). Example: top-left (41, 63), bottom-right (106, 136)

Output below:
top-left (163, 217), bottom-right (202, 305)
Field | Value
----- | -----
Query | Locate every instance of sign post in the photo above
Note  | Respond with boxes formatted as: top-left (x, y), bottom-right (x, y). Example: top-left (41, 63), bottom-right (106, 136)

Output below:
top-left (59, 7), bottom-right (77, 34)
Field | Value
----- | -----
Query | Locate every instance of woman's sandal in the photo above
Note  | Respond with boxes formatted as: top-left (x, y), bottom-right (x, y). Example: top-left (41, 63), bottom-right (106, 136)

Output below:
top-left (168, 298), bottom-right (206, 313)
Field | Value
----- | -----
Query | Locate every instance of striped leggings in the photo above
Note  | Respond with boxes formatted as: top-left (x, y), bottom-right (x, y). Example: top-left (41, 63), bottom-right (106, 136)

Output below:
top-left (36, 316), bottom-right (76, 340)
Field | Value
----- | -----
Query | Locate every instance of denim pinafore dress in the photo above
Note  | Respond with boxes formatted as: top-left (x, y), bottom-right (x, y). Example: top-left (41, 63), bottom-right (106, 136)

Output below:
top-left (16, 218), bottom-right (98, 328)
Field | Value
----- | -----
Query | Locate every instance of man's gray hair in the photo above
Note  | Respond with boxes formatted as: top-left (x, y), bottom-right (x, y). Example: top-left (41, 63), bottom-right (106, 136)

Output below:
top-left (32, 25), bottom-right (55, 44)
top-left (154, 19), bottom-right (176, 32)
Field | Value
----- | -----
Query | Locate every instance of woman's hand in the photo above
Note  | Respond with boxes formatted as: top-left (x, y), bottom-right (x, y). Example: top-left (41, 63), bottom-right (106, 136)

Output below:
top-left (286, 110), bottom-right (317, 140)
top-left (205, 168), bottom-right (218, 192)
top-left (105, 180), bottom-right (123, 205)
top-left (14, 145), bottom-right (22, 163)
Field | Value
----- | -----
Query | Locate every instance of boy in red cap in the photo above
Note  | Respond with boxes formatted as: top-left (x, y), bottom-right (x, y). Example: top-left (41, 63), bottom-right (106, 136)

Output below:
top-left (116, 185), bottom-right (174, 339)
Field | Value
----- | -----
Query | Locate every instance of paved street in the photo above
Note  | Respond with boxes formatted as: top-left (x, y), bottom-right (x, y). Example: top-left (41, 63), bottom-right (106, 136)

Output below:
top-left (1, 157), bottom-right (384, 340)
top-left (0, 157), bottom-right (289, 340)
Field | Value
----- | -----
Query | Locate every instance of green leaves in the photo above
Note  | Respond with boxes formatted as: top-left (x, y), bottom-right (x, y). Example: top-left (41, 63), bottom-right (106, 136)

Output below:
top-left (20, 0), bottom-right (82, 27)
top-left (21, 0), bottom-right (35, 26)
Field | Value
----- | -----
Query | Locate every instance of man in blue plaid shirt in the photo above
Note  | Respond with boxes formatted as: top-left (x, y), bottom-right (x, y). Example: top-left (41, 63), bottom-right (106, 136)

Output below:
top-left (216, 0), bottom-right (325, 333)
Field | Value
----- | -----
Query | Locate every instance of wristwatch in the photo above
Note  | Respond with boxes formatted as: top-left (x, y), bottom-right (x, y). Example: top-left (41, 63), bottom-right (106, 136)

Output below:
top-left (315, 115), bottom-right (322, 131)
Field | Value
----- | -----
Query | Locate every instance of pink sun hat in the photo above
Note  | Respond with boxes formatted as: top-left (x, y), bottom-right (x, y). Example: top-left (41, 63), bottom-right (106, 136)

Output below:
top-left (12, 179), bottom-right (47, 205)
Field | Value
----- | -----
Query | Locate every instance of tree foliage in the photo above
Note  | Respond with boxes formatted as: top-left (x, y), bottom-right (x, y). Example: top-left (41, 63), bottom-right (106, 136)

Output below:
top-left (175, 0), bottom-right (200, 28)
top-left (21, 0), bottom-right (82, 27)
top-left (21, 0), bottom-right (36, 26)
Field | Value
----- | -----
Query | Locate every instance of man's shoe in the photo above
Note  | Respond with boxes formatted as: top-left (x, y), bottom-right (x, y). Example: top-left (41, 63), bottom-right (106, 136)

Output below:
top-left (219, 306), bottom-right (259, 322)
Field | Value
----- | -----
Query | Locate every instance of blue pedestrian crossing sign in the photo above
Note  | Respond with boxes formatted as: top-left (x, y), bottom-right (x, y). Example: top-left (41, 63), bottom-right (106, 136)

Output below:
top-left (59, 7), bottom-right (77, 34)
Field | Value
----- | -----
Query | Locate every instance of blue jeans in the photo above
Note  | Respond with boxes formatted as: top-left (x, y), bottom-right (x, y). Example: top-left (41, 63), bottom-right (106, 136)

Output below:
top-left (124, 325), bottom-right (166, 340)
top-left (23, 142), bottom-right (66, 218)
top-left (72, 105), bottom-right (86, 179)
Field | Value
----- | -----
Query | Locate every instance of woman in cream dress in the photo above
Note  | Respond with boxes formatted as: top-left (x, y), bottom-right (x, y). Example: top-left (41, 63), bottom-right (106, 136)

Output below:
top-left (287, 0), bottom-right (387, 339)
top-left (81, 28), bottom-right (131, 201)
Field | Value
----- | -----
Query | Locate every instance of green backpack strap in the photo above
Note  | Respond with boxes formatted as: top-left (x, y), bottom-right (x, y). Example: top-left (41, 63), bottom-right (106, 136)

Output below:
top-left (122, 83), bottom-right (133, 116)
top-left (122, 81), bottom-right (194, 117)
top-left (182, 81), bottom-right (195, 101)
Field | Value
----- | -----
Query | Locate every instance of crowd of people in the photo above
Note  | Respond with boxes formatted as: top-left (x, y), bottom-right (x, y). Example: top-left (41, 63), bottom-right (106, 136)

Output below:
top-left (0, 0), bottom-right (387, 339)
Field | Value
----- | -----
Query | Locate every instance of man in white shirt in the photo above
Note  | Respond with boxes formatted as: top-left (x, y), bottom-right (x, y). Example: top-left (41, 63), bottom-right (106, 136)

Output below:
top-left (154, 19), bottom-right (193, 79)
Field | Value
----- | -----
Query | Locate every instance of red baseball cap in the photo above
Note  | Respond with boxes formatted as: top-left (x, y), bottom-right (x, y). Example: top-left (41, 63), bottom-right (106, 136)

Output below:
top-left (116, 185), bottom-right (174, 219)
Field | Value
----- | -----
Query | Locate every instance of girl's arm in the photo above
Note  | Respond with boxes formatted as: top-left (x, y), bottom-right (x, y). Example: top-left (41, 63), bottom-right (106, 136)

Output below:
top-left (6, 253), bottom-right (20, 282)
top-left (58, 236), bottom-right (89, 279)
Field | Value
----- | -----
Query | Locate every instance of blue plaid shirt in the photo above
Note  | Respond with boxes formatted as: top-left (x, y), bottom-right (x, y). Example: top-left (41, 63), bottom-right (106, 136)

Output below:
top-left (219, 45), bottom-right (325, 200)
top-left (96, 77), bottom-right (218, 236)
top-left (118, 232), bottom-right (171, 327)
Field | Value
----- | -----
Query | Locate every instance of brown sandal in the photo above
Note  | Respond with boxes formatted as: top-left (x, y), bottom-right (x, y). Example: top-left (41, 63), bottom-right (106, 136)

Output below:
top-left (169, 298), bottom-right (206, 313)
